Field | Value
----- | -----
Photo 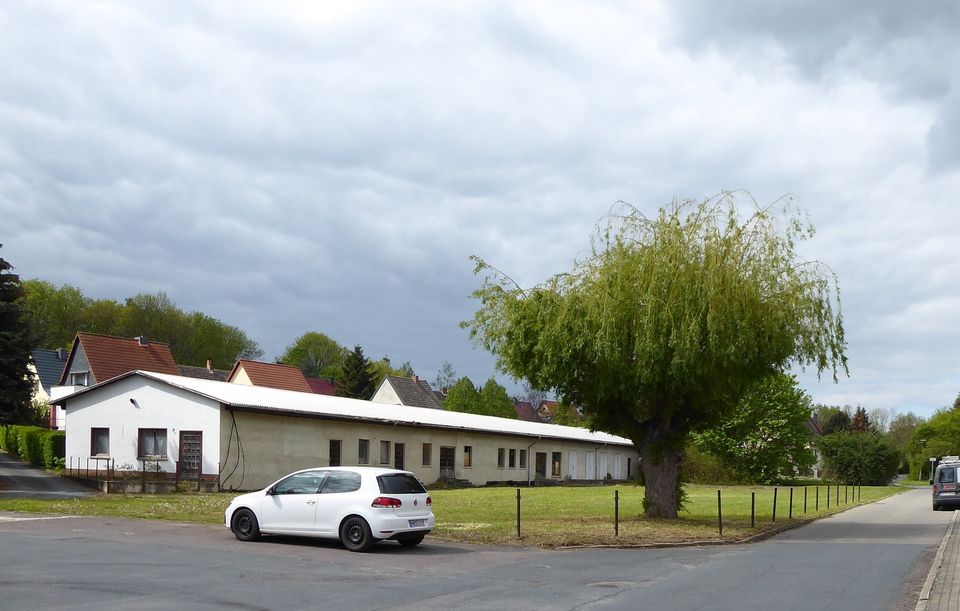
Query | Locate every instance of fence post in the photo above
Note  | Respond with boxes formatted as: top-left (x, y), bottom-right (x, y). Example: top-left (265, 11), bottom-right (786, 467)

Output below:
top-left (142, 459), bottom-right (146, 493)
top-left (516, 488), bottom-right (521, 539)
top-left (836, 485), bottom-right (839, 506)
top-left (804, 487), bottom-right (808, 514)
top-left (815, 486), bottom-right (819, 511)
top-left (615, 489), bottom-right (620, 537)
top-left (751, 492), bottom-right (756, 528)
top-left (789, 488), bottom-right (794, 520)
top-left (827, 484), bottom-right (830, 508)
top-left (717, 489), bottom-right (723, 537)
top-left (772, 488), bottom-right (778, 523)
top-left (845, 485), bottom-right (848, 504)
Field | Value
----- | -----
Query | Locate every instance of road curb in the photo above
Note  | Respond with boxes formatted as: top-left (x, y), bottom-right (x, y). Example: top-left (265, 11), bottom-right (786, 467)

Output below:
top-left (915, 509), bottom-right (958, 611)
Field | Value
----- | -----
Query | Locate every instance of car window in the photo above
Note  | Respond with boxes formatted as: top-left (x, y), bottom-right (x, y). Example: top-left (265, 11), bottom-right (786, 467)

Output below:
top-left (321, 471), bottom-right (362, 493)
top-left (377, 473), bottom-right (426, 494)
top-left (939, 467), bottom-right (956, 484)
top-left (274, 471), bottom-right (325, 495)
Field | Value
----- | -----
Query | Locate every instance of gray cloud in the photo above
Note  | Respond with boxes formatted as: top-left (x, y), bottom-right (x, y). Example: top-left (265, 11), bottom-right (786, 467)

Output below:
top-left (2, 1), bottom-right (959, 415)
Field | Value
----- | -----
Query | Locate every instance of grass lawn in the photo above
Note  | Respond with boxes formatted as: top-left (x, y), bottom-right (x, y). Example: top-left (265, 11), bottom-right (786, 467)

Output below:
top-left (0, 482), bottom-right (903, 547)
top-left (897, 479), bottom-right (930, 488)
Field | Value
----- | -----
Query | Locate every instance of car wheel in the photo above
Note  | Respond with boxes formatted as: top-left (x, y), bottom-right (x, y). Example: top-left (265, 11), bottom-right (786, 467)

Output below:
top-left (340, 516), bottom-right (374, 552)
top-left (231, 508), bottom-right (260, 541)
top-left (397, 534), bottom-right (425, 547)
top-left (933, 503), bottom-right (941, 511)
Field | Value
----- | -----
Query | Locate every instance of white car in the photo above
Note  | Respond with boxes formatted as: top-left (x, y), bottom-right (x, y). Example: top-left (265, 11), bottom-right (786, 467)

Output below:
top-left (224, 466), bottom-right (435, 552)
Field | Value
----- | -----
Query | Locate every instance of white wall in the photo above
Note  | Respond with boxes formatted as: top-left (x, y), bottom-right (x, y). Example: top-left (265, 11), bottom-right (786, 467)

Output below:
top-left (370, 380), bottom-right (401, 405)
top-left (64, 376), bottom-right (221, 475)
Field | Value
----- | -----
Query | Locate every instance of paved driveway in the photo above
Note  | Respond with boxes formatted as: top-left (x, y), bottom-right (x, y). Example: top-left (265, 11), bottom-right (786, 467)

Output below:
top-left (0, 450), bottom-right (94, 499)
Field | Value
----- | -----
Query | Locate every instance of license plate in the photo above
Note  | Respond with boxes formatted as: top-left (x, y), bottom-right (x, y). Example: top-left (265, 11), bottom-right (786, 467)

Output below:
top-left (408, 519), bottom-right (426, 528)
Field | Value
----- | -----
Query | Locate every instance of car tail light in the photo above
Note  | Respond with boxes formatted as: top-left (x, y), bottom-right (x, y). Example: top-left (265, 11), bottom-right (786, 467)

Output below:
top-left (934, 484), bottom-right (939, 495)
top-left (426, 496), bottom-right (432, 506)
top-left (372, 496), bottom-right (402, 508)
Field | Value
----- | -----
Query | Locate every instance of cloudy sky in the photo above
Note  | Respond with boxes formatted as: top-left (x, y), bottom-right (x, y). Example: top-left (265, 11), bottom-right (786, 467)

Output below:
top-left (3, 1), bottom-right (958, 419)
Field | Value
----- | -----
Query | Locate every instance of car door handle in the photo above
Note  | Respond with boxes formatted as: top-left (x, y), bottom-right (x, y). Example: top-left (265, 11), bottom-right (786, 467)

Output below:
top-left (306, 500), bottom-right (316, 505)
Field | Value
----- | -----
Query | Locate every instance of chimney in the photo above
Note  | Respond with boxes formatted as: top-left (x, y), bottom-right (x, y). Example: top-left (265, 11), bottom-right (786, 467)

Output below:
top-left (412, 374), bottom-right (419, 384)
top-left (56, 347), bottom-right (67, 361)
top-left (135, 336), bottom-right (148, 346)
top-left (206, 359), bottom-right (213, 371)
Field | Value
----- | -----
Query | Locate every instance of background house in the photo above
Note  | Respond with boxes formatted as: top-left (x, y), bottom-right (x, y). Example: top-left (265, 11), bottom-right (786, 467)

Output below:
top-left (49, 333), bottom-right (180, 430)
top-left (227, 359), bottom-right (312, 393)
top-left (57, 371), bottom-right (638, 491)
top-left (29, 348), bottom-right (68, 427)
top-left (372, 375), bottom-right (446, 410)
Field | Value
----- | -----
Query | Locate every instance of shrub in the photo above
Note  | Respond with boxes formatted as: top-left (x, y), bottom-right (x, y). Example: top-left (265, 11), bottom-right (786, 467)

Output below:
top-left (817, 431), bottom-right (900, 485)
top-left (16, 426), bottom-right (47, 465)
top-left (681, 445), bottom-right (753, 485)
top-left (0, 425), bottom-right (65, 469)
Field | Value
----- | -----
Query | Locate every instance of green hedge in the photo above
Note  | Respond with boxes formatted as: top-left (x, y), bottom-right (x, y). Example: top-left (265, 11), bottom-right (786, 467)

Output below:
top-left (0, 424), bottom-right (65, 470)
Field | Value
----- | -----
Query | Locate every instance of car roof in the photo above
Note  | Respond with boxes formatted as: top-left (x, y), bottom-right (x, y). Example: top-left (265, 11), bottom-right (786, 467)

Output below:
top-left (288, 466), bottom-right (415, 477)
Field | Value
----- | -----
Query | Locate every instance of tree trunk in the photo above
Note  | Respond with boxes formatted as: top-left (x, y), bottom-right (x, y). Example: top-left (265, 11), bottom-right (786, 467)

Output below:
top-left (639, 422), bottom-right (684, 519)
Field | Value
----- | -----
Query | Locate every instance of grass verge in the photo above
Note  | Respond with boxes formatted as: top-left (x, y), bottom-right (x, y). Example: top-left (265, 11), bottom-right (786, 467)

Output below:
top-left (0, 483), bottom-right (903, 547)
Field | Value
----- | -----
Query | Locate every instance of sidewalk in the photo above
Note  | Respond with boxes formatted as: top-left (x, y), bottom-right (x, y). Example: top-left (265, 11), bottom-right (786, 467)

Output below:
top-left (916, 510), bottom-right (960, 611)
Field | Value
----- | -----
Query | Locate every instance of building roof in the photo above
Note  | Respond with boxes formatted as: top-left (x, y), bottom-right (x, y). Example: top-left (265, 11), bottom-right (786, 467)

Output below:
top-left (58, 371), bottom-right (636, 447)
top-left (58, 333), bottom-right (179, 385)
top-left (31, 348), bottom-right (68, 394)
top-left (380, 375), bottom-right (446, 409)
top-left (306, 377), bottom-right (337, 395)
top-left (513, 400), bottom-right (544, 423)
top-left (228, 359), bottom-right (312, 393)
top-left (177, 364), bottom-right (230, 382)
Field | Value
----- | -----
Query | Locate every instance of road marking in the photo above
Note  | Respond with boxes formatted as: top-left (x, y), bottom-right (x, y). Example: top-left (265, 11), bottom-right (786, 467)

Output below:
top-left (0, 515), bottom-right (82, 522)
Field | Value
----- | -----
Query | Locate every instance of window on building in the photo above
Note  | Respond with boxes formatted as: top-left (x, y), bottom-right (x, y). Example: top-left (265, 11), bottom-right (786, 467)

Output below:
top-left (358, 439), bottom-right (370, 464)
top-left (509, 448), bottom-right (516, 469)
top-left (422, 443), bottom-right (432, 466)
top-left (519, 449), bottom-right (527, 469)
top-left (497, 448), bottom-right (506, 469)
top-left (329, 440), bottom-right (341, 467)
top-left (70, 371), bottom-right (89, 386)
top-left (90, 428), bottom-right (109, 456)
top-left (464, 445), bottom-right (473, 468)
top-left (380, 440), bottom-right (391, 464)
top-left (138, 429), bottom-right (167, 459)
top-left (552, 452), bottom-right (562, 477)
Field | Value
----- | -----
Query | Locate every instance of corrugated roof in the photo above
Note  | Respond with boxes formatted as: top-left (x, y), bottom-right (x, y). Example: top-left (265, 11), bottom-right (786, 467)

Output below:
top-left (59, 333), bottom-right (179, 384)
top-left (58, 371), bottom-right (635, 447)
top-left (31, 348), bottom-right (68, 394)
top-left (228, 359), bottom-right (312, 393)
top-left (382, 375), bottom-right (446, 409)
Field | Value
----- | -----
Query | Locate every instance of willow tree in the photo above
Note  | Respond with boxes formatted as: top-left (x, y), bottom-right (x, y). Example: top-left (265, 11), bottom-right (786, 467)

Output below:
top-left (464, 194), bottom-right (847, 518)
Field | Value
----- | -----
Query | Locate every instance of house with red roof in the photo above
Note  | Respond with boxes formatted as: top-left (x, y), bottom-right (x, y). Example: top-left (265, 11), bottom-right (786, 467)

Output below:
top-left (50, 333), bottom-right (180, 430)
top-left (227, 359), bottom-right (313, 393)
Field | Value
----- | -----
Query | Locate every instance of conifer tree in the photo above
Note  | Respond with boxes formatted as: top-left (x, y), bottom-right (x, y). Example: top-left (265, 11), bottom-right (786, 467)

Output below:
top-left (0, 246), bottom-right (35, 424)
top-left (336, 345), bottom-right (375, 399)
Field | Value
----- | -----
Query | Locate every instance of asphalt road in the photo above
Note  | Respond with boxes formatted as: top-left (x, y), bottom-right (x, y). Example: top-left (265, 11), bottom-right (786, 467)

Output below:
top-left (0, 450), bottom-right (93, 499)
top-left (0, 488), bottom-right (949, 610)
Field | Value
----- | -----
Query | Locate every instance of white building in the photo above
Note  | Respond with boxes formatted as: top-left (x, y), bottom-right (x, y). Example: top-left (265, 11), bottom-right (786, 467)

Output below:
top-left (57, 370), bottom-right (638, 491)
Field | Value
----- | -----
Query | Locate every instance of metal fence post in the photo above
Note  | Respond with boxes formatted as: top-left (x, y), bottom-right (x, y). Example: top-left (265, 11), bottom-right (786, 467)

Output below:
top-left (516, 488), bottom-right (521, 539)
top-left (717, 489), bottom-right (723, 537)
top-left (816, 486), bottom-right (819, 511)
top-left (772, 488), bottom-right (778, 523)
top-left (804, 487), bottom-right (808, 514)
top-left (751, 492), bottom-right (756, 528)
top-left (615, 489), bottom-right (620, 537)
top-left (789, 488), bottom-right (794, 520)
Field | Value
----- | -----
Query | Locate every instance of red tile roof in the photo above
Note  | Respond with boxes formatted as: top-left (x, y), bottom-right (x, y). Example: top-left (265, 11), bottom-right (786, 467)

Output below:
top-left (228, 359), bottom-right (312, 393)
top-left (58, 333), bottom-right (179, 385)
top-left (306, 377), bottom-right (337, 396)
top-left (513, 400), bottom-right (544, 423)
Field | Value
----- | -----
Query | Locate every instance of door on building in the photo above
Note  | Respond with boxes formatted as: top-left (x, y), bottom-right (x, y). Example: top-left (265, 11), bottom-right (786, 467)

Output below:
top-left (585, 451), bottom-right (596, 479)
top-left (394, 442), bottom-right (405, 470)
top-left (568, 450), bottom-right (578, 479)
top-left (439, 446), bottom-right (455, 479)
top-left (613, 453), bottom-right (623, 479)
top-left (178, 431), bottom-right (202, 481)
top-left (598, 452), bottom-right (609, 479)
top-left (535, 452), bottom-right (547, 479)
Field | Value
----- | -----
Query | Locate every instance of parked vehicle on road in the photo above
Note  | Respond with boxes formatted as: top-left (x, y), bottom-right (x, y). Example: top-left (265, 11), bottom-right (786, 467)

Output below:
top-left (931, 457), bottom-right (960, 511)
top-left (225, 466), bottom-right (434, 551)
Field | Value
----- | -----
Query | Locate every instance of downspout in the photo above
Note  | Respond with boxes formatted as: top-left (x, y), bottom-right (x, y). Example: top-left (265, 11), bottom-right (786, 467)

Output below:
top-left (527, 436), bottom-right (540, 486)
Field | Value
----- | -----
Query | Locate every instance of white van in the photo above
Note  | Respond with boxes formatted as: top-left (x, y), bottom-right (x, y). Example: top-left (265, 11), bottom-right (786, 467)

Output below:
top-left (931, 457), bottom-right (960, 511)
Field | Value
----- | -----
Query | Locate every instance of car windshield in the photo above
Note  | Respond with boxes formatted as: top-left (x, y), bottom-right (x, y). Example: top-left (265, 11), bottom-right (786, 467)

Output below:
top-left (377, 474), bottom-right (426, 494)
top-left (939, 468), bottom-right (956, 484)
